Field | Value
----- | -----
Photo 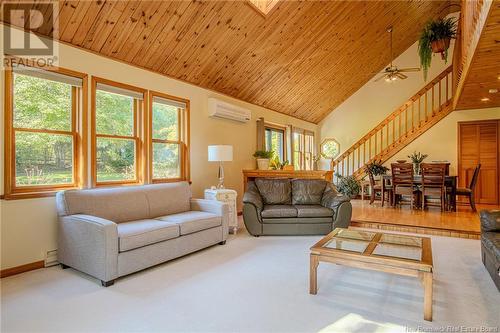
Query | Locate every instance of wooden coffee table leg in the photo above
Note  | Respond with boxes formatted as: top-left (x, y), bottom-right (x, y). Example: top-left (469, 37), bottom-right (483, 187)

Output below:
top-left (310, 254), bottom-right (319, 295)
top-left (422, 271), bottom-right (433, 321)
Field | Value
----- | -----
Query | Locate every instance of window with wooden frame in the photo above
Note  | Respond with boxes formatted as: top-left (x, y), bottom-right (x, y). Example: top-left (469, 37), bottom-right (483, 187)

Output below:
top-left (3, 63), bottom-right (87, 199)
top-left (148, 91), bottom-right (190, 183)
top-left (91, 77), bottom-right (146, 186)
top-left (293, 128), bottom-right (315, 170)
top-left (264, 123), bottom-right (286, 162)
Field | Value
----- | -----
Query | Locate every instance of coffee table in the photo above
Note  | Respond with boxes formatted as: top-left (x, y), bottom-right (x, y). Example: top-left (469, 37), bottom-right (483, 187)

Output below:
top-left (310, 228), bottom-right (434, 321)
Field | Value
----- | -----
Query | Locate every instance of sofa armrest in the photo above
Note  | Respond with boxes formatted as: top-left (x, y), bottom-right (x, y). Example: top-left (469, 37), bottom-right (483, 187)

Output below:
top-left (321, 183), bottom-right (350, 210)
top-left (58, 214), bottom-right (118, 282)
top-left (242, 182), bottom-right (263, 213)
top-left (191, 199), bottom-right (229, 239)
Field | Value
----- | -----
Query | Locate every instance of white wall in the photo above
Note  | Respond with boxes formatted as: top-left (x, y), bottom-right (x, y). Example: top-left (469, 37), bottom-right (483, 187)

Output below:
top-left (0, 25), bottom-right (318, 270)
top-left (319, 39), bottom-right (453, 169)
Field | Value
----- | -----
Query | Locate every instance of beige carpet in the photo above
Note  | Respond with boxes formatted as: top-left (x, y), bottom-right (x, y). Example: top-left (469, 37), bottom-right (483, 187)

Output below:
top-left (1, 230), bottom-right (499, 332)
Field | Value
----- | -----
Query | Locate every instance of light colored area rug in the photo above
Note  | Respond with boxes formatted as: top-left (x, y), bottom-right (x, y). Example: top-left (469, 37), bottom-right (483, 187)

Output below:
top-left (1, 231), bottom-right (499, 333)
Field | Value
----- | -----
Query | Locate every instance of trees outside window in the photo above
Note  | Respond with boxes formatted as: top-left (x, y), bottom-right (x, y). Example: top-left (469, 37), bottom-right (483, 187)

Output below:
top-left (265, 125), bottom-right (285, 162)
top-left (4, 64), bottom-right (86, 199)
top-left (91, 77), bottom-right (145, 186)
top-left (149, 92), bottom-right (189, 182)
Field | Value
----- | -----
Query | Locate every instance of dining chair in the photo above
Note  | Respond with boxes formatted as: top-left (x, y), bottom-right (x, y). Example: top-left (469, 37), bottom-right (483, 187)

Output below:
top-left (456, 164), bottom-right (481, 212)
top-left (368, 170), bottom-right (392, 206)
top-left (421, 163), bottom-right (447, 211)
top-left (391, 163), bottom-right (418, 209)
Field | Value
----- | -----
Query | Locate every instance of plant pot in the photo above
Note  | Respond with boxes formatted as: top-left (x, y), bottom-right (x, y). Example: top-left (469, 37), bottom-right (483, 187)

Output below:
top-left (256, 158), bottom-right (270, 170)
top-left (431, 38), bottom-right (450, 60)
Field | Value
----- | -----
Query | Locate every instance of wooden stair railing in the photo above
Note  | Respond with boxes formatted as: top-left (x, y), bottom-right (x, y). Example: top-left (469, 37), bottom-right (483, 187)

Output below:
top-left (332, 66), bottom-right (454, 180)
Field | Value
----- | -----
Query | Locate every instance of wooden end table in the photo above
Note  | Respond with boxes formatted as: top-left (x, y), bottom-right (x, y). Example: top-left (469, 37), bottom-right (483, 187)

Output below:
top-left (310, 228), bottom-right (434, 321)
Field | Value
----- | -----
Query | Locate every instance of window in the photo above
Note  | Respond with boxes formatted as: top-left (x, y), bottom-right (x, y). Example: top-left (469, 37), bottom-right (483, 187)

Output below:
top-left (91, 77), bottom-right (146, 186)
top-left (293, 128), bottom-right (315, 170)
top-left (320, 138), bottom-right (340, 159)
top-left (4, 63), bottom-right (87, 198)
top-left (149, 92), bottom-right (190, 182)
top-left (264, 124), bottom-right (286, 162)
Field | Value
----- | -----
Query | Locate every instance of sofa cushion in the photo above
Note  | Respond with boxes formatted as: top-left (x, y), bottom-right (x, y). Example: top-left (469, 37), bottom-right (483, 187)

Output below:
top-left (117, 219), bottom-right (180, 252)
top-left (255, 178), bottom-right (292, 205)
top-left (157, 211), bottom-right (221, 235)
top-left (146, 182), bottom-right (192, 218)
top-left (480, 210), bottom-right (500, 232)
top-left (292, 179), bottom-right (327, 205)
top-left (261, 205), bottom-right (297, 218)
top-left (294, 205), bottom-right (334, 218)
top-left (482, 232), bottom-right (500, 263)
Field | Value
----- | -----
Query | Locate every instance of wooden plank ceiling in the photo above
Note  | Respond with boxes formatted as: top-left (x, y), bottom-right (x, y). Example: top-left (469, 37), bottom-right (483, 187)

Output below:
top-left (455, 1), bottom-right (500, 110)
top-left (2, 0), bottom-right (452, 123)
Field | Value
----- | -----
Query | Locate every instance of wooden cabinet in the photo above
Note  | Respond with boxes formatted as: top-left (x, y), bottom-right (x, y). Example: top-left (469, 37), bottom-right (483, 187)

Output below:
top-left (458, 120), bottom-right (499, 205)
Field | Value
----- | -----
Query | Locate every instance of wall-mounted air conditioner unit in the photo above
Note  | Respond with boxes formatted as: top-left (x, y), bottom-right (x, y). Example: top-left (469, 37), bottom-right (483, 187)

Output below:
top-left (208, 98), bottom-right (251, 123)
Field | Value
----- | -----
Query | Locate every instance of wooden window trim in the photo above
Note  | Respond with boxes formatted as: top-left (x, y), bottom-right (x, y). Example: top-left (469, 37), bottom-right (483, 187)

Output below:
top-left (3, 62), bottom-right (88, 200)
top-left (91, 76), bottom-right (147, 187)
top-left (264, 122), bottom-right (287, 161)
top-left (148, 91), bottom-right (190, 183)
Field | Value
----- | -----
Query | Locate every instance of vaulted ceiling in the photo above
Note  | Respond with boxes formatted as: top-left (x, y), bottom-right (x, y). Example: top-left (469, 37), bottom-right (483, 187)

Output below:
top-left (2, 0), bottom-right (452, 123)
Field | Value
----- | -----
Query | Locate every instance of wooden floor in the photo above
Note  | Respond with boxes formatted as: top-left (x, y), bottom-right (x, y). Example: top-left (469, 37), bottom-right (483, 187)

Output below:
top-left (351, 199), bottom-right (500, 239)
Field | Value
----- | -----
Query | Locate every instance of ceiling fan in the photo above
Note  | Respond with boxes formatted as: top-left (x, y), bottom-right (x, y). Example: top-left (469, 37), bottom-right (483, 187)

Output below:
top-left (374, 27), bottom-right (421, 82)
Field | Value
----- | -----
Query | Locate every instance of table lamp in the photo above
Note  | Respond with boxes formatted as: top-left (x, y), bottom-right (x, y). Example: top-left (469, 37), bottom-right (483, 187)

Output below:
top-left (208, 145), bottom-right (233, 189)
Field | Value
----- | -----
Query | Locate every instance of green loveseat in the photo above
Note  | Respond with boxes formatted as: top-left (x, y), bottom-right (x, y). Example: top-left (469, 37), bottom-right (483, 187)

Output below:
top-left (242, 178), bottom-right (352, 236)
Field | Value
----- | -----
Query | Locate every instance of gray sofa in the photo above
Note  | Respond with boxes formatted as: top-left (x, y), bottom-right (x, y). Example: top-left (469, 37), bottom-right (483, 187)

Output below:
top-left (480, 210), bottom-right (500, 290)
top-left (56, 182), bottom-right (229, 286)
top-left (243, 178), bottom-right (352, 236)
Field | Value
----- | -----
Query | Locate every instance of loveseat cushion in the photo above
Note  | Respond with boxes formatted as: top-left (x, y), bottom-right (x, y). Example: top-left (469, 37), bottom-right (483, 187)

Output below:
top-left (157, 211), bottom-right (221, 235)
top-left (255, 178), bottom-right (292, 205)
top-left (480, 210), bottom-right (500, 232)
top-left (261, 205), bottom-right (297, 218)
top-left (292, 179), bottom-right (327, 205)
top-left (117, 219), bottom-right (180, 252)
top-left (295, 205), bottom-right (334, 218)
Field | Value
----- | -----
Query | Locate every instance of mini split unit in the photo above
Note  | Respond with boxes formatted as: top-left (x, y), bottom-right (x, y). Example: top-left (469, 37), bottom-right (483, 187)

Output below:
top-left (208, 98), bottom-right (251, 123)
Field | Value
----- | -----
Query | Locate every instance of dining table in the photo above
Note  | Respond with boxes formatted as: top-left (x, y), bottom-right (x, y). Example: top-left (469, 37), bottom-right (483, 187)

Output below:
top-left (381, 174), bottom-right (458, 211)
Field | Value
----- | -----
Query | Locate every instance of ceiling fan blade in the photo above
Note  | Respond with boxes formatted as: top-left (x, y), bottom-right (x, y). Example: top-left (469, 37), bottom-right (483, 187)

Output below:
top-left (374, 74), bottom-right (387, 82)
top-left (398, 67), bottom-right (421, 72)
top-left (396, 73), bottom-right (408, 79)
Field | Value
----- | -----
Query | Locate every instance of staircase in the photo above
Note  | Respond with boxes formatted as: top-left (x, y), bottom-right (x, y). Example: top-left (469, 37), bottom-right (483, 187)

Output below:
top-left (332, 65), bottom-right (454, 179)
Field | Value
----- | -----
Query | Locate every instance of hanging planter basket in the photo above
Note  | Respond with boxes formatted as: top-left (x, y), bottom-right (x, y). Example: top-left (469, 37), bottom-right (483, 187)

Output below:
top-left (431, 38), bottom-right (451, 60)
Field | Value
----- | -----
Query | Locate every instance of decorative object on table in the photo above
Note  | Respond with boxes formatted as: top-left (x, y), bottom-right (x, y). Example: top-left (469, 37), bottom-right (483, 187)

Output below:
top-left (374, 27), bottom-right (420, 83)
top-left (408, 151), bottom-right (428, 175)
top-left (270, 155), bottom-right (289, 170)
top-left (205, 188), bottom-right (238, 234)
top-left (208, 145), bottom-right (233, 189)
top-left (253, 150), bottom-right (274, 170)
top-left (364, 159), bottom-right (389, 179)
top-left (456, 164), bottom-right (481, 212)
top-left (418, 17), bottom-right (457, 80)
top-left (334, 173), bottom-right (361, 199)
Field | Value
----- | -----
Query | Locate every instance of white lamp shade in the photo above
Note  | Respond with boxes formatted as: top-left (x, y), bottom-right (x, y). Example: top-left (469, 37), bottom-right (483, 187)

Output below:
top-left (208, 145), bottom-right (233, 162)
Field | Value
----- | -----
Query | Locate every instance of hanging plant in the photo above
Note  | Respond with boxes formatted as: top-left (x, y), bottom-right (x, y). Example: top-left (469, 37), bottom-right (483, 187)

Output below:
top-left (418, 17), bottom-right (457, 80)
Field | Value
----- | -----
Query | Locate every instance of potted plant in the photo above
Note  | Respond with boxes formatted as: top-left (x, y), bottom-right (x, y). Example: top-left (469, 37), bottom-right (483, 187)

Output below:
top-left (335, 173), bottom-right (361, 199)
top-left (253, 150), bottom-right (274, 170)
top-left (408, 151), bottom-right (428, 175)
top-left (270, 155), bottom-right (289, 170)
top-left (364, 159), bottom-right (389, 179)
top-left (418, 17), bottom-right (457, 80)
